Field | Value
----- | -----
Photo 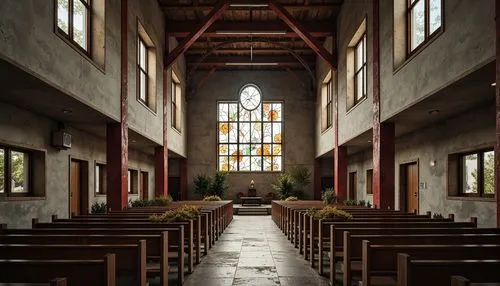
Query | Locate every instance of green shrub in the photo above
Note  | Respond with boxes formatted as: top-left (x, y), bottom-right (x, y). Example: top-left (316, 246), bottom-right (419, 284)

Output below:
top-left (367, 201), bottom-right (372, 208)
top-left (345, 199), bottom-right (357, 206)
top-left (91, 201), bottom-right (107, 214)
top-left (307, 206), bottom-right (352, 220)
top-left (288, 166), bottom-right (311, 196)
top-left (149, 205), bottom-right (201, 222)
top-left (433, 213), bottom-right (444, 219)
top-left (150, 195), bottom-right (173, 206)
top-left (284, 196), bottom-right (299, 201)
top-left (129, 198), bottom-right (151, 208)
top-left (203, 195), bottom-right (222, 201)
top-left (358, 200), bottom-right (366, 207)
top-left (272, 173), bottom-right (295, 199)
top-left (194, 174), bottom-right (212, 197)
top-left (322, 188), bottom-right (337, 204)
top-left (210, 171), bottom-right (228, 198)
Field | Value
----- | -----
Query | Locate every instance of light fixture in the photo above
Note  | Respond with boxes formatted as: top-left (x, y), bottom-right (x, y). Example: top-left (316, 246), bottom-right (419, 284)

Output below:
top-left (229, 3), bottom-right (268, 7)
top-left (491, 82), bottom-right (497, 87)
top-left (250, 179), bottom-right (255, 189)
top-left (428, 109), bottom-right (440, 115)
top-left (131, 139), bottom-right (137, 143)
top-left (225, 62), bottom-right (279, 66)
top-left (215, 30), bottom-right (287, 35)
top-left (430, 160), bottom-right (436, 167)
top-left (62, 109), bottom-right (72, 114)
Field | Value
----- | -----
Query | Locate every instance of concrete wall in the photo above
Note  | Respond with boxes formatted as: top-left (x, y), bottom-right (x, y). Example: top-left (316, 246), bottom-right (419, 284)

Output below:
top-left (167, 37), bottom-right (188, 158)
top-left (0, 0), bottom-right (121, 121)
top-left (127, 0), bottom-right (165, 144)
top-left (315, 37), bottom-right (335, 157)
top-left (336, 0), bottom-right (373, 145)
top-left (379, 0), bottom-right (495, 121)
top-left (345, 104), bottom-right (496, 227)
top-left (187, 71), bottom-right (315, 200)
top-left (0, 101), bottom-right (155, 228)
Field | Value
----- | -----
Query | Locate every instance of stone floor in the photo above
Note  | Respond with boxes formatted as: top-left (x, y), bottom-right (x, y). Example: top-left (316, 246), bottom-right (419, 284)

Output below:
top-left (183, 215), bottom-right (330, 286)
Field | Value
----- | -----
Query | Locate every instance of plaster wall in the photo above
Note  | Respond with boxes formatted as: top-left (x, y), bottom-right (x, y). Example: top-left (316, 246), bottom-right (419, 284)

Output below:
top-left (166, 36), bottom-right (188, 158)
top-left (315, 37), bottom-right (335, 157)
top-left (336, 0), bottom-right (373, 145)
top-left (0, 101), bottom-right (155, 228)
top-left (0, 0), bottom-right (121, 121)
top-left (187, 71), bottom-right (315, 200)
top-left (379, 0), bottom-right (495, 121)
top-left (346, 104), bottom-right (496, 227)
top-left (127, 0), bottom-right (165, 145)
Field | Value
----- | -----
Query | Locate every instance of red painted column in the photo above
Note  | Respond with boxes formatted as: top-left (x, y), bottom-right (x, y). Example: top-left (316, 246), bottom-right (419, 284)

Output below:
top-left (106, 0), bottom-right (128, 211)
top-left (180, 158), bottom-right (188, 200)
top-left (314, 158), bottom-right (322, 200)
top-left (495, 0), bottom-right (500, 226)
top-left (372, 0), bottom-right (395, 209)
top-left (334, 146), bottom-right (348, 201)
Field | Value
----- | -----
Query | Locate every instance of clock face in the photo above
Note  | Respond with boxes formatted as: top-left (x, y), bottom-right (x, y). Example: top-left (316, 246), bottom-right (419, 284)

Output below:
top-left (239, 84), bottom-right (262, 111)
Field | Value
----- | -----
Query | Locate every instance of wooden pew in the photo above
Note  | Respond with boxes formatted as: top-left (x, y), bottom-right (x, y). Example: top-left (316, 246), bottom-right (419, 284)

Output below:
top-left (309, 215), bottom-right (453, 268)
top-left (0, 241), bottom-right (147, 286)
top-left (0, 277), bottom-right (68, 286)
top-left (0, 228), bottom-right (182, 285)
top-left (397, 253), bottom-right (500, 286)
top-left (361, 242), bottom-right (500, 286)
top-left (54, 214), bottom-right (204, 265)
top-left (344, 233), bottom-right (500, 286)
top-left (451, 275), bottom-right (500, 286)
top-left (31, 219), bottom-right (195, 275)
top-left (324, 226), bottom-right (500, 283)
top-left (0, 254), bottom-right (116, 286)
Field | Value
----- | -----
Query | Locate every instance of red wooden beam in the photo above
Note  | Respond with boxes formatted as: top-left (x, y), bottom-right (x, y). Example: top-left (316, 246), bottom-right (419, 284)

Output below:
top-left (268, 0), bottom-right (336, 71)
top-left (165, 0), bottom-right (229, 70)
top-left (372, 0), bottom-right (395, 210)
top-left (107, 0), bottom-right (129, 211)
top-left (495, 0), bottom-right (500, 226)
top-left (166, 21), bottom-right (334, 38)
top-left (160, 2), bottom-right (341, 12)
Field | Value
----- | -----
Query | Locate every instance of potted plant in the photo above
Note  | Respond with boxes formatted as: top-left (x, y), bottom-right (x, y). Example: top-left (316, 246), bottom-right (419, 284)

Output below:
top-left (194, 174), bottom-right (212, 198)
top-left (288, 166), bottom-right (311, 199)
top-left (203, 195), bottom-right (222, 201)
top-left (272, 173), bottom-right (294, 199)
top-left (322, 188), bottom-right (337, 204)
top-left (210, 171), bottom-right (228, 198)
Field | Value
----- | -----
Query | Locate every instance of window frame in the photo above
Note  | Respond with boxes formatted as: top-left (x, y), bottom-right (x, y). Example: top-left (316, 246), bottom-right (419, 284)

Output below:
top-left (217, 99), bottom-right (284, 173)
top-left (407, 0), bottom-right (443, 56)
top-left (55, 0), bottom-right (92, 54)
top-left (0, 145), bottom-right (33, 197)
top-left (322, 78), bottom-right (333, 131)
top-left (353, 33), bottom-right (367, 106)
top-left (94, 162), bottom-right (106, 195)
top-left (457, 148), bottom-right (494, 198)
top-left (137, 36), bottom-right (149, 106)
top-left (171, 72), bottom-right (182, 132)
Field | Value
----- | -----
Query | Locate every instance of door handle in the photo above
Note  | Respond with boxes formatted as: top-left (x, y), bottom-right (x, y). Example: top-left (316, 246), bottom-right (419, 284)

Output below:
top-left (414, 192), bottom-right (417, 197)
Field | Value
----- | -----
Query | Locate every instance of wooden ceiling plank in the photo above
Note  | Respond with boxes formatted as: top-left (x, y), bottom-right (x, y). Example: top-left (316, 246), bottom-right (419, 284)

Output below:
top-left (268, 0), bottom-right (336, 70)
top-left (165, 0), bottom-right (229, 69)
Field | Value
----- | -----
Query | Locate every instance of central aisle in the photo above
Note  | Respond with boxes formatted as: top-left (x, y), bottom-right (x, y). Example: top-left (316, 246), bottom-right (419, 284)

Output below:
top-left (184, 215), bottom-right (329, 286)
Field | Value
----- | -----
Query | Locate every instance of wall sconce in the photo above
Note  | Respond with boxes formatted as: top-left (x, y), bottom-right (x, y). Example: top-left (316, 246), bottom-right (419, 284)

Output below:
top-left (429, 160), bottom-right (437, 167)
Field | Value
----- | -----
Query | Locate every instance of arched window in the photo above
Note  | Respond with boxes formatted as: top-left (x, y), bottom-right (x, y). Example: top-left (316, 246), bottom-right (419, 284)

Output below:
top-left (218, 84), bottom-right (283, 172)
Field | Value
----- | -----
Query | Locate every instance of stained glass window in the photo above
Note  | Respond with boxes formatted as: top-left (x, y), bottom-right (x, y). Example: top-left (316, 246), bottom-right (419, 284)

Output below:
top-left (218, 86), bottom-right (283, 172)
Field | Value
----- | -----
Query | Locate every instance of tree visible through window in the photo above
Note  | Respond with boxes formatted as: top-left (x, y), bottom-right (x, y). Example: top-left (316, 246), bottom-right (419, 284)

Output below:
top-left (460, 150), bottom-right (494, 197)
top-left (0, 146), bottom-right (30, 196)
top-left (218, 84), bottom-right (283, 172)
top-left (408, 0), bottom-right (442, 53)
top-left (57, 0), bottom-right (90, 51)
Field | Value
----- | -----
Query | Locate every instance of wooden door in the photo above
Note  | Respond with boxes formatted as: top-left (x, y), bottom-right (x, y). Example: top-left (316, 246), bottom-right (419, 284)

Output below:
top-left (401, 162), bottom-right (419, 213)
top-left (70, 160), bottom-right (82, 216)
top-left (349, 172), bottom-right (357, 200)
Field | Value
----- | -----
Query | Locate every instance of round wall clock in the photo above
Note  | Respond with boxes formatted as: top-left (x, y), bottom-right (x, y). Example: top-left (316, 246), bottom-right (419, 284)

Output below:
top-left (239, 84), bottom-right (262, 111)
